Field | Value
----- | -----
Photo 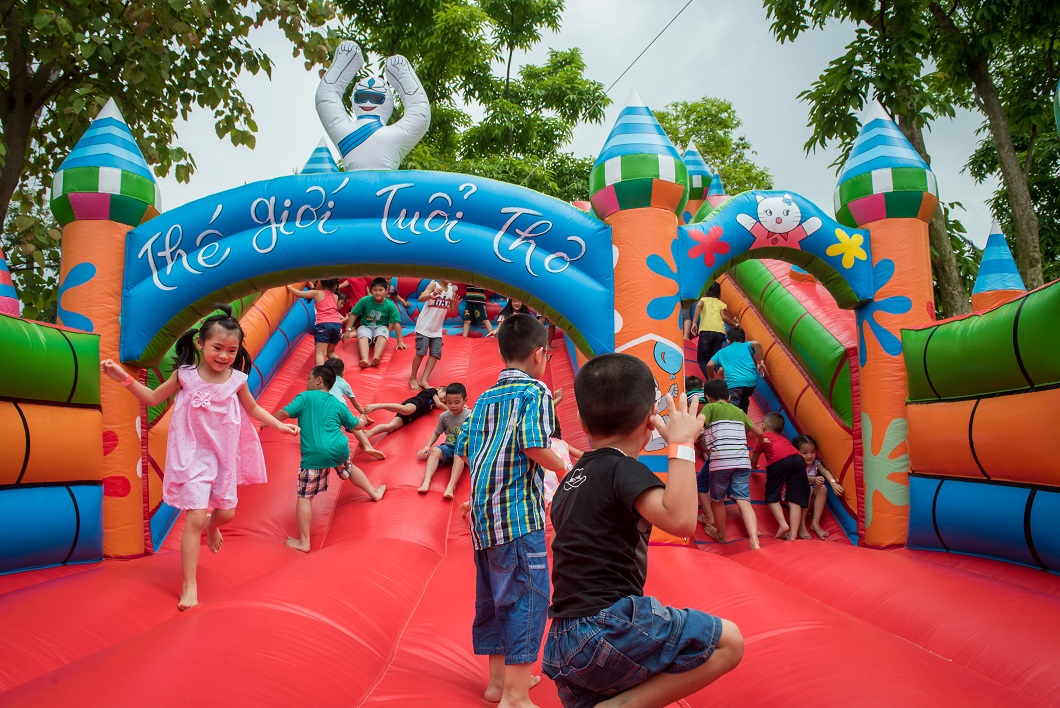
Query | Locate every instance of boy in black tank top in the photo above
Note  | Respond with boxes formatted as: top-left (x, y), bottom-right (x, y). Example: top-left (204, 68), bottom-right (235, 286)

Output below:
top-left (542, 353), bottom-right (744, 707)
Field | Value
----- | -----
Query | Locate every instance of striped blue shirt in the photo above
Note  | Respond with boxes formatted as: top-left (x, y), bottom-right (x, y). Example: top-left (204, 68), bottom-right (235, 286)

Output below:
top-left (457, 369), bottom-right (555, 549)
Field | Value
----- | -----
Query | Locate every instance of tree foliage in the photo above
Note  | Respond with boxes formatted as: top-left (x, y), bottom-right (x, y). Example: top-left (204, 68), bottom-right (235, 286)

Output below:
top-left (0, 0), bottom-right (336, 320)
top-left (337, 0), bottom-right (610, 201)
top-left (654, 97), bottom-right (773, 194)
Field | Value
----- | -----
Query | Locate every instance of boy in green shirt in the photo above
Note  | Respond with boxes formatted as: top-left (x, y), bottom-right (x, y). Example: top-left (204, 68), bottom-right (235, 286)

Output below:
top-left (274, 365), bottom-right (386, 552)
top-left (345, 277), bottom-right (402, 368)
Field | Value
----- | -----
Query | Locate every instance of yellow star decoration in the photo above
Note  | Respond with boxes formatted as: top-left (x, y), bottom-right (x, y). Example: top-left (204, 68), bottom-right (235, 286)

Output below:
top-left (826, 228), bottom-right (868, 269)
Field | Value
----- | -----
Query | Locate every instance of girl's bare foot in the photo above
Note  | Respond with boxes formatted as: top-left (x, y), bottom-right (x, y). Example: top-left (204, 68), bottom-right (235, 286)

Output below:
top-left (358, 359), bottom-right (370, 368)
top-left (443, 487), bottom-right (455, 500)
top-left (371, 485), bottom-right (386, 501)
top-left (774, 523), bottom-right (790, 539)
top-left (417, 483), bottom-right (429, 493)
top-left (206, 516), bottom-right (223, 553)
top-left (408, 378), bottom-right (420, 390)
top-left (178, 584), bottom-right (198, 611)
top-left (370, 356), bottom-right (381, 367)
top-left (811, 524), bottom-right (830, 539)
top-left (285, 537), bottom-right (310, 553)
top-left (364, 447), bottom-right (386, 460)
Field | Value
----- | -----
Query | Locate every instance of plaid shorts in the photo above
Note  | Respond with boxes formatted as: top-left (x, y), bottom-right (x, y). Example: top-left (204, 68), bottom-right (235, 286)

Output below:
top-left (297, 460), bottom-right (351, 498)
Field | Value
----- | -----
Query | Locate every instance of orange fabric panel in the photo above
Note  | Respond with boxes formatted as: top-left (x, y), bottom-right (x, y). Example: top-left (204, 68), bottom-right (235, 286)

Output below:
top-left (59, 220), bottom-right (143, 558)
top-left (907, 400), bottom-right (979, 477)
top-left (970, 289), bottom-right (1022, 313)
top-left (240, 286), bottom-right (297, 356)
top-left (0, 403), bottom-right (102, 485)
top-left (972, 389), bottom-right (1060, 486)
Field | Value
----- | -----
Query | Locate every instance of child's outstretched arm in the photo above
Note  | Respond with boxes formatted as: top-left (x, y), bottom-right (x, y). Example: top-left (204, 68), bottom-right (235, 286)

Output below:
top-left (238, 386), bottom-right (299, 434)
top-left (287, 283), bottom-right (321, 301)
top-left (418, 431), bottom-right (441, 459)
top-left (101, 360), bottom-right (179, 406)
top-left (690, 300), bottom-right (703, 336)
top-left (525, 446), bottom-right (566, 473)
top-left (721, 306), bottom-right (738, 327)
top-left (633, 393), bottom-right (705, 538)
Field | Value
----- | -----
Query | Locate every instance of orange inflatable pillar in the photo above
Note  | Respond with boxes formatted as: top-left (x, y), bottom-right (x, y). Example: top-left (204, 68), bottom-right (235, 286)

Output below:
top-left (51, 99), bottom-right (161, 558)
top-left (833, 105), bottom-right (938, 547)
top-left (588, 90), bottom-right (688, 486)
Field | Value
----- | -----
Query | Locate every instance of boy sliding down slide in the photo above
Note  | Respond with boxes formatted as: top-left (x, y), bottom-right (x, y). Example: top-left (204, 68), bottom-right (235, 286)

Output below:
top-left (416, 383), bottom-right (470, 499)
top-left (543, 353), bottom-right (744, 706)
top-left (363, 387), bottom-right (446, 439)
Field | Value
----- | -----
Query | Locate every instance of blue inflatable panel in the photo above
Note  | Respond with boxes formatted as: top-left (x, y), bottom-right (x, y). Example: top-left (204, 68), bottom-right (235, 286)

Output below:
top-left (150, 501), bottom-right (180, 552)
top-left (931, 478), bottom-right (1036, 568)
top-left (906, 475), bottom-right (942, 549)
top-left (0, 483), bottom-right (103, 575)
top-left (1029, 489), bottom-right (1060, 571)
top-left (248, 298), bottom-right (315, 397)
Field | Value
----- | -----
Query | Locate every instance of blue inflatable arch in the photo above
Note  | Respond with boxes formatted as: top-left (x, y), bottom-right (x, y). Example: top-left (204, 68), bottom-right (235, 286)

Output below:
top-left (121, 171), bottom-right (615, 366)
top-left (676, 191), bottom-right (876, 309)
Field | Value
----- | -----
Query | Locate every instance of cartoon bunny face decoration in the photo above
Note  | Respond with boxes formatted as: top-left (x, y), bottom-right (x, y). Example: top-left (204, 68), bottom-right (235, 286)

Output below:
top-left (351, 76), bottom-right (395, 124)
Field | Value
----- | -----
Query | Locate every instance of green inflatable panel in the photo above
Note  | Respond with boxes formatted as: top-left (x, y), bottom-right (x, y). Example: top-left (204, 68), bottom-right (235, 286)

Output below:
top-left (728, 261), bottom-right (853, 426)
top-left (903, 282), bottom-right (1060, 402)
top-left (0, 317), bottom-right (100, 406)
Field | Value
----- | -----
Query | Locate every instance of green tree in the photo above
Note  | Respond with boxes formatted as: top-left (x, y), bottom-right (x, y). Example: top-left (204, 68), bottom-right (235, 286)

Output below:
top-left (1, 0), bottom-right (336, 320)
top-left (654, 97), bottom-right (773, 194)
top-left (763, 0), bottom-right (973, 317)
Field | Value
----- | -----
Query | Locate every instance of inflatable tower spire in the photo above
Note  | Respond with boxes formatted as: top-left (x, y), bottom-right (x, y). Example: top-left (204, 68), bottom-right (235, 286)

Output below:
top-left (681, 141), bottom-right (711, 224)
top-left (834, 101), bottom-right (938, 547)
top-left (589, 90), bottom-right (689, 503)
top-left (50, 98), bottom-right (160, 558)
top-left (971, 220), bottom-right (1026, 311)
top-left (300, 138), bottom-right (340, 175)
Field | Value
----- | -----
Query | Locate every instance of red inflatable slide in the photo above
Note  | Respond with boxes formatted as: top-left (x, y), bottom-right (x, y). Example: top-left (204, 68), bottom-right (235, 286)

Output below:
top-left (1, 335), bottom-right (1058, 706)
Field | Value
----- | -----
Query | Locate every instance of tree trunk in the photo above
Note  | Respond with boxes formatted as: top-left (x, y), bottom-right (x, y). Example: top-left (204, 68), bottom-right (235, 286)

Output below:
top-left (930, 3), bottom-right (1044, 289)
top-left (895, 113), bottom-right (972, 316)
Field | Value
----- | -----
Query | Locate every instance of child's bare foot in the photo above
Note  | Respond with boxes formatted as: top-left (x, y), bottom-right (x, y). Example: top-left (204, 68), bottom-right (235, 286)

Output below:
top-left (485, 676), bottom-right (541, 703)
top-left (417, 378), bottom-right (431, 389)
top-left (459, 500), bottom-right (471, 518)
top-left (178, 584), bottom-right (198, 611)
top-left (285, 537), bottom-right (310, 553)
top-left (774, 523), bottom-right (790, 539)
top-left (206, 516), bottom-right (223, 553)
top-left (364, 447), bottom-right (386, 460)
top-left (811, 524), bottom-right (830, 539)
top-left (371, 485), bottom-right (386, 501)
top-left (798, 531), bottom-right (812, 540)
top-left (703, 525), bottom-right (725, 543)
top-left (443, 487), bottom-right (455, 500)
top-left (370, 356), bottom-right (381, 367)
top-left (364, 403), bottom-right (380, 413)
top-left (358, 359), bottom-right (370, 368)
top-left (408, 378), bottom-right (421, 390)
top-left (417, 483), bottom-right (429, 493)
top-left (749, 537), bottom-right (761, 550)
top-left (697, 513), bottom-right (714, 526)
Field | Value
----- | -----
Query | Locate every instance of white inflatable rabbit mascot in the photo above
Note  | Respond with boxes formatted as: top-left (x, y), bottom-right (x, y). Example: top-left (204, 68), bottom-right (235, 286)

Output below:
top-left (315, 41), bottom-right (431, 171)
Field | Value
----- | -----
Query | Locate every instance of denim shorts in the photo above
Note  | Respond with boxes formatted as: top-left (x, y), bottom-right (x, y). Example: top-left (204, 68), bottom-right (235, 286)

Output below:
top-left (313, 322), bottom-right (342, 344)
top-left (709, 468), bottom-right (751, 502)
top-left (543, 595), bottom-right (723, 708)
top-left (437, 442), bottom-right (455, 464)
top-left (696, 463), bottom-right (711, 494)
top-left (473, 529), bottom-right (549, 664)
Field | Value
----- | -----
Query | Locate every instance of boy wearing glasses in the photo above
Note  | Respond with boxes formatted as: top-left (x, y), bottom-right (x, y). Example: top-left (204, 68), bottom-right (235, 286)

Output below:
top-left (456, 313), bottom-right (566, 707)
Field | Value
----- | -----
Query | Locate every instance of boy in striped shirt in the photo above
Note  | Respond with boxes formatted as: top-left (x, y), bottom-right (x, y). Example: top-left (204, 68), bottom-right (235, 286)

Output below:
top-left (457, 313), bottom-right (566, 707)
top-left (699, 378), bottom-right (766, 550)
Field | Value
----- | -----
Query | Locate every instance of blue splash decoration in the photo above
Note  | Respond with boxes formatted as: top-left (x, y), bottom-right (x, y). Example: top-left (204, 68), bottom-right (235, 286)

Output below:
top-left (856, 259), bottom-right (911, 366)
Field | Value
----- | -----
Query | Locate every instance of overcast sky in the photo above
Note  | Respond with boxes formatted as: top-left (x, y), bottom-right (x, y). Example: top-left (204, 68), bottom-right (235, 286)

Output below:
top-left (155, 0), bottom-right (999, 247)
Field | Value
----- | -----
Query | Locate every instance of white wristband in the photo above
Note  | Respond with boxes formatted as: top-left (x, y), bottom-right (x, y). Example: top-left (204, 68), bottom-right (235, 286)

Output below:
top-left (668, 444), bottom-right (696, 463)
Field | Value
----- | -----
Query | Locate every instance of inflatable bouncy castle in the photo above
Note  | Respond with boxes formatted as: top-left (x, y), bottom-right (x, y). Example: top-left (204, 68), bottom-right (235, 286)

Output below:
top-left (1, 46), bottom-right (1058, 706)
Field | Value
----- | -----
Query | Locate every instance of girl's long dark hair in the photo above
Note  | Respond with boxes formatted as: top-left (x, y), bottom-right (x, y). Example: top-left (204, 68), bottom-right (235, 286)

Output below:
top-left (499, 297), bottom-right (532, 318)
top-left (172, 303), bottom-right (253, 373)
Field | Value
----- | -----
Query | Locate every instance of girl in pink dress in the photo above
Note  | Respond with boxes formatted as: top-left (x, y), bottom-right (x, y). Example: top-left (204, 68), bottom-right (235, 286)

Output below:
top-left (101, 305), bottom-right (298, 610)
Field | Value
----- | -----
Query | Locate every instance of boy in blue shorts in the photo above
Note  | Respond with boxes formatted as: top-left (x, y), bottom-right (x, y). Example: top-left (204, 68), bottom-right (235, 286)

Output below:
top-left (543, 353), bottom-right (744, 707)
top-left (273, 365), bottom-right (386, 552)
top-left (416, 382), bottom-right (470, 499)
top-left (706, 327), bottom-right (767, 413)
top-left (457, 313), bottom-right (566, 707)
top-left (699, 378), bottom-right (765, 550)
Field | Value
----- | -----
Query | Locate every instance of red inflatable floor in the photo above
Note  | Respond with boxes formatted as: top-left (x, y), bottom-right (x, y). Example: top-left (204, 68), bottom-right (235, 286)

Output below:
top-left (1, 336), bottom-right (1057, 706)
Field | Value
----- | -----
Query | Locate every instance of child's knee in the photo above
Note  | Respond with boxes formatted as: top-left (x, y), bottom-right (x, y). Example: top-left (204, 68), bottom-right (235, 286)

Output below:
top-left (716, 619), bottom-right (744, 666)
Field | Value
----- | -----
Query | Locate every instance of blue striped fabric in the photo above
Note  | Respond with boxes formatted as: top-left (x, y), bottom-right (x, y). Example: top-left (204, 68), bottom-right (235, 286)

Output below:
top-left (58, 117), bottom-right (152, 178)
top-left (302, 146), bottom-right (339, 174)
top-left (972, 231), bottom-right (1026, 293)
top-left (595, 104), bottom-right (682, 164)
top-left (457, 369), bottom-right (556, 549)
top-left (337, 117), bottom-right (383, 156)
top-left (838, 118), bottom-right (928, 182)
